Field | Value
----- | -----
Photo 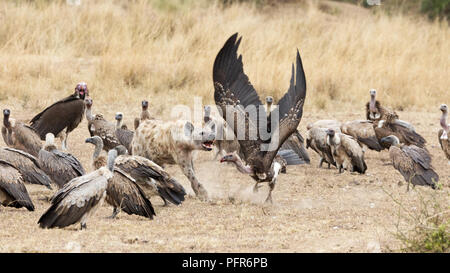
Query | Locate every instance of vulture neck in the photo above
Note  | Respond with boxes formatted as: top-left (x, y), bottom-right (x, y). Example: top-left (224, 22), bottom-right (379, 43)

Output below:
top-left (107, 151), bottom-right (117, 172)
top-left (231, 157), bottom-right (253, 175)
top-left (116, 119), bottom-right (123, 130)
top-left (441, 110), bottom-right (449, 132)
top-left (86, 106), bottom-right (94, 122)
top-left (369, 96), bottom-right (377, 113)
top-left (93, 142), bottom-right (103, 161)
top-left (265, 102), bottom-right (273, 117)
top-left (141, 109), bottom-right (150, 120)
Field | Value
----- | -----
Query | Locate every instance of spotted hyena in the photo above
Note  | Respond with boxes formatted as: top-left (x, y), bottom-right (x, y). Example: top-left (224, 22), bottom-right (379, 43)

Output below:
top-left (131, 119), bottom-right (215, 200)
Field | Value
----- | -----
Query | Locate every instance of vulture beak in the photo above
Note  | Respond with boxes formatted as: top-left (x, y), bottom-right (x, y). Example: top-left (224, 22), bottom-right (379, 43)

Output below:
top-left (85, 137), bottom-right (94, 144)
top-left (220, 154), bottom-right (232, 163)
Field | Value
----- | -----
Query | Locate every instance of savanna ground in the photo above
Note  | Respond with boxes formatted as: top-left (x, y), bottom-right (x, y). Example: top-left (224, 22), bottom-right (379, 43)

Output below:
top-left (0, 0), bottom-right (449, 252)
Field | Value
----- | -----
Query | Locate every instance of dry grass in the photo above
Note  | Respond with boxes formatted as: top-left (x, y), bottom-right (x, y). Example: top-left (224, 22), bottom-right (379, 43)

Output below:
top-left (0, 0), bottom-right (449, 253)
top-left (0, 0), bottom-right (448, 115)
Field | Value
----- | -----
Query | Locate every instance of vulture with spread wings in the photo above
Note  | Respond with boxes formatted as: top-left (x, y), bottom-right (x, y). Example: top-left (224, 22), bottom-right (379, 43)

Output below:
top-left (213, 33), bottom-right (307, 201)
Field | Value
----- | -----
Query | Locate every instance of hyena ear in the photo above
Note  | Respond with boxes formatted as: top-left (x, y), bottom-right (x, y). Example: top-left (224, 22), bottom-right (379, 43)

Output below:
top-left (184, 121), bottom-right (194, 137)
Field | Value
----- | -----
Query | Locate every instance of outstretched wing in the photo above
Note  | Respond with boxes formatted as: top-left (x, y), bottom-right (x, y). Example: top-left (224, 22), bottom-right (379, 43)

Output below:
top-left (213, 33), bottom-right (266, 163)
top-left (30, 95), bottom-right (85, 140)
top-left (263, 50), bottom-right (307, 169)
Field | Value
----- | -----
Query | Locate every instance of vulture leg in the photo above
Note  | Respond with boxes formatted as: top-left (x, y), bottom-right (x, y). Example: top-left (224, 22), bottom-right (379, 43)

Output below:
top-left (108, 207), bottom-right (120, 219)
top-left (253, 182), bottom-right (262, 193)
top-left (318, 157), bottom-right (324, 168)
top-left (161, 196), bottom-right (169, 207)
top-left (59, 131), bottom-right (68, 151)
top-left (265, 181), bottom-right (275, 204)
top-left (80, 222), bottom-right (87, 230)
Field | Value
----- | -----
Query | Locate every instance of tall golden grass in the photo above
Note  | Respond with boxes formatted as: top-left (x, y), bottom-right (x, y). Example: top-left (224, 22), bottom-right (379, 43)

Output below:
top-left (0, 0), bottom-right (448, 116)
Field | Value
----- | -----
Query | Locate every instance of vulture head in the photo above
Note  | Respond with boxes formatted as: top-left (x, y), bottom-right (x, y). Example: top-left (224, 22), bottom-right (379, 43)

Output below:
top-left (220, 152), bottom-right (238, 163)
top-left (85, 136), bottom-right (102, 146)
top-left (141, 100), bottom-right (149, 111)
top-left (369, 89), bottom-right (377, 98)
top-left (84, 97), bottom-right (93, 109)
top-left (44, 133), bottom-right (57, 150)
top-left (115, 112), bottom-right (124, 122)
top-left (440, 104), bottom-right (448, 114)
top-left (369, 89), bottom-right (377, 115)
top-left (380, 135), bottom-right (400, 147)
top-left (204, 105), bottom-right (213, 124)
top-left (265, 96), bottom-right (274, 106)
top-left (3, 109), bottom-right (11, 128)
top-left (114, 145), bottom-right (128, 156)
top-left (75, 82), bottom-right (89, 100)
top-left (326, 128), bottom-right (339, 146)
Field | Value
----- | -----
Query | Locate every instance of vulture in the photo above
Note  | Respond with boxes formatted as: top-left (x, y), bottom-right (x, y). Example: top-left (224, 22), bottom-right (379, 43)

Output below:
top-left (38, 149), bottom-right (123, 230)
top-left (115, 112), bottom-right (128, 130)
top-left (438, 104), bottom-right (450, 163)
top-left (2, 109), bottom-right (42, 157)
top-left (0, 160), bottom-right (35, 211)
top-left (374, 113), bottom-right (426, 149)
top-left (30, 82), bottom-right (88, 151)
top-left (203, 105), bottom-right (242, 160)
top-left (85, 137), bottom-right (155, 219)
top-left (306, 120), bottom-right (342, 132)
top-left (306, 127), bottom-right (336, 168)
top-left (264, 96), bottom-right (310, 164)
top-left (134, 100), bottom-right (154, 130)
top-left (0, 147), bottom-right (52, 189)
top-left (380, 135), bottom-right (438, 191)
top-left (326, 129), bottom-right (367, 174)
top-left (212, 33), bottom-right (307, 203)
top-left (86, 101), bottom-right (120, 151)
top-left (340, 120), bottom-right (383, 151)
top-left (114, 112), bottom-right (134, 154)
top-left (38, 133), bottom-right (85, 189)
top-left (86, 137), bottom-right (186, 206)
top-left (85, 97), bottom-right (94, 130)
top-left (366, 89), bottom-right (398, 122)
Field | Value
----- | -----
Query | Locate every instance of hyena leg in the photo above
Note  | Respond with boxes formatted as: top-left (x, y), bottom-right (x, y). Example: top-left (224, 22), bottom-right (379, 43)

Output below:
top-left (178, 156), bottom-right (208, 200)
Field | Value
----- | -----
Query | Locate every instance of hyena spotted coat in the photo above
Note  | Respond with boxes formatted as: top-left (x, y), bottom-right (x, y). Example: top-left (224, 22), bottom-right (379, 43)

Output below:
top-left (131, 119), bottom-right (215, 200)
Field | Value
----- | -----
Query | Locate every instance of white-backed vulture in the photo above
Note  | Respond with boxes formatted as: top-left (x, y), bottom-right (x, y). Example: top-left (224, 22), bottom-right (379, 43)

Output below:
top-left (438, 104), bottom-right (450, 163)
top-left (134, 100), bottom-right (154, 130)
top-left (87, 102), bottom-right (121, 151)
top-left (306, 120), bottom-right (342, 132)
top-left (341, 120), bottom-right (383, 151)
top-left (306, 127), bottom-right (336, 168)
top-left (374, 113), bottom-right (426, 149)
top-left (114, 112), bottom-right (134, 154)
top-left (0, 160), bottom-right (35, 211)
top-left (212, 33), bottom-right (307, 203)
top-left (38, 133), bottom-right (85, 189)
top-left (38, 149), bottom-right (123, 230)
top-left (113, 144), bottom-right (186, 206)
top-left (0, 147), bottom-right (52, 189)
top-left (366, 89), bottom-right (398, 122)
top-left (30, 82), bottom-right (88, 151)
top-left (326, 129), bottom-right (367, 174)
top-left (265, 96), bottom-right (310, 164)
top-left (380, 135), bottom-right (438, 191)
top-left (85, 137), bottom-right (155, 219)
top-left (2, 109), bottom-right (42, 157)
